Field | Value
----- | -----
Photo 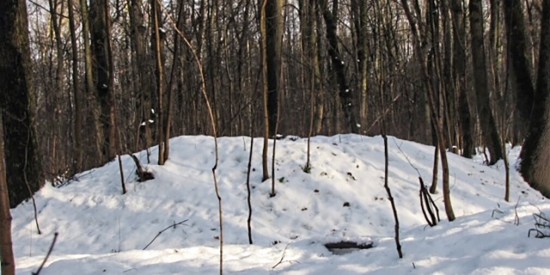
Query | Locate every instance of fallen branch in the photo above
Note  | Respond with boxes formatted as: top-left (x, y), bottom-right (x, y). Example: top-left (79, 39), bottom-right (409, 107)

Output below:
top-left (272, 243), bottom-right (290, 269)
top-left (528, 212), bottom-right (550, 238)
top-left (143, 219), bottom-right (189, 250)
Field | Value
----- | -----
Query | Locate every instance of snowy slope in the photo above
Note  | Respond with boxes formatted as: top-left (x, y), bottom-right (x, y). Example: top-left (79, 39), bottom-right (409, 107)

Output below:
top-left (10, 135), bottom-right (550, 274)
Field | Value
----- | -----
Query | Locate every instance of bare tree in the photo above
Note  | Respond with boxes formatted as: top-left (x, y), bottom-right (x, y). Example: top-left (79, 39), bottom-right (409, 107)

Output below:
top-left (152, 0), bottom-right (168, 165)
top-left (318, 0), bottom-right (360, 134)
top-left (351, 0), bottom-right (369, 131)
top-left (67, 0), bottom-right (81, 173)
top-left (90, 0), bottom-right (116, 164)
top-left (400, 0), bottom-right (455, 221)
top-left (469, 0), bottom-right (504, 165)
top-left (260, 0), bottom-right (284, 181)
top-left (450, 0), bottom-right (474, 158)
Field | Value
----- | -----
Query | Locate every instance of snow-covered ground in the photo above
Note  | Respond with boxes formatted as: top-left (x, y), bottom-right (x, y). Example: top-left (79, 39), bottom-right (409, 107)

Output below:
top-left (10, 135), bottom-right (550, 274)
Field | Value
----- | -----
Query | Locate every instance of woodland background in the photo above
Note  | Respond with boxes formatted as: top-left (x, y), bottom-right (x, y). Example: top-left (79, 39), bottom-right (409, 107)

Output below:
top-left (3, 0), bottom-right (550, 206)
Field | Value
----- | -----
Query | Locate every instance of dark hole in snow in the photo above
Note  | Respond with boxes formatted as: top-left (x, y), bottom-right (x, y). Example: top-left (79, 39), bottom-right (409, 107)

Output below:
top-left (324, 241), bottom-right (374, 255)
top-left (343, 202), bottom-right (350, 207)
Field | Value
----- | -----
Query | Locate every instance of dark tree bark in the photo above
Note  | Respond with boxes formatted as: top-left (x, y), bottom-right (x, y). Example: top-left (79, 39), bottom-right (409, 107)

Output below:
top-left (451, 0), bottom-right (474, 158)
top-left (503, 0), bottom-right (536, 122)
top-left (318, 0), bottom-right (360, 134)
top-left (90, 0), bottom-right (116, 164)
top-left (520, 0), bottom-right (550, 198)
top-left (0, 0), bottom-right (44, 207)
top-left (0, 114), bottom-right (15, 275)
top-left (450, 0), bottom-right (474, 158)
top-left (265, 0), bottom-right (283, 137)
top-left (351, 0), bottom-right (368, 132)
top-left (128, 0), bottom-right (154, 157)
top-left (79, 0), bottom-right (103, 169)
top-left (469, 0), bottom-right (504, 165)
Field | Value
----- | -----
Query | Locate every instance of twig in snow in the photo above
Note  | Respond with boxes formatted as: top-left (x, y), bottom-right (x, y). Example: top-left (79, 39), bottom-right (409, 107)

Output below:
top-left (32, 232), bottom-right (58, 275)
top-left (143, 219), bottom-right (189, 250)
top-left (272, 243), bottom-right (290, 269)
top-left (392, 138), bottom-right (422, 177)
top-left (528, 212), bottom-right (550, 238)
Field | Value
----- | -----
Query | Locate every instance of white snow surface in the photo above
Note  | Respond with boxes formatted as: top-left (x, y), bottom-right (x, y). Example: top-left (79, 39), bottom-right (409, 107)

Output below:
top-left (11, 134), bottom-right (550, 274)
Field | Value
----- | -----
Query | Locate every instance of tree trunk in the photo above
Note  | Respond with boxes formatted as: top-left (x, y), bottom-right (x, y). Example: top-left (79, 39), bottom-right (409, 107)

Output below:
top-left (520, 0), bottom-right (550, 198)
top-left (128, 0), bottom-right (154, 156)
top-left (351, 0), bottom-right (368, 133)
top-left (79, 0), bottom-right (102, 169)
top-left (503, 0), bottom-right (535, 122)
top-left (450, 0), bottom-right (474, 158)
top-left (0, 0), bottom-right (44, 207)
top-left (401, 0), bottom-right (455, 221)
top-left (0, 114), bottom-right (15, 275)
top-left (313, 0), bottom-right (325, 134)
top-left (67, 0), bottom-right (81, 173)
top-left (261, 0), bottom-right (270, 181)
top-left (469, 0), bottom-right (504, 165)
top-left (263, 0), bottom-right (283, 137)
top-left (90, 0), bottom-right (115, 164)
top-left (318, 0), bottom-right (360, 134)
top-left (152, 0), bottom-right (167, 165)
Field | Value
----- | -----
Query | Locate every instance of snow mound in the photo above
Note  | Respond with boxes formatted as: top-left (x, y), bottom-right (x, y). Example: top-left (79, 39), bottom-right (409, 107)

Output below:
top-left (11, 135), bottom-right (549, 274)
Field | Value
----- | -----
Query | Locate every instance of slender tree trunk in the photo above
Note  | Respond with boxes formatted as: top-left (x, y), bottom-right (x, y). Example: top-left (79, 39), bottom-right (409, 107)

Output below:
top-left (312, 0), bottom-right (325, 134)
top-left (67, 0), bottom-right (81, 173)
top-left (152, 0), bottom-right (167, 165)
top-left (260, 0), bottom-right (269, 181)
top-left (469, 0), bottom-right (504, 165)
top-left (300, 0), bottom-right (318, 171)
top-left (401, 0), bottom-right (455, 221)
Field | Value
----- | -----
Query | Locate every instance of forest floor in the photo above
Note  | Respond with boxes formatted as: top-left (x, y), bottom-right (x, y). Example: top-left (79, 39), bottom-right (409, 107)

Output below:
top-left (11, 134), bottom-right (550, 274)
